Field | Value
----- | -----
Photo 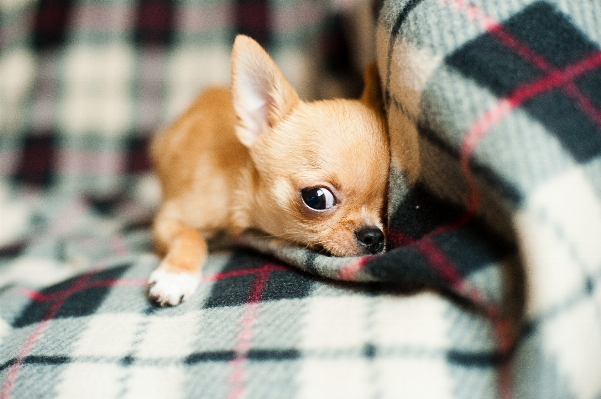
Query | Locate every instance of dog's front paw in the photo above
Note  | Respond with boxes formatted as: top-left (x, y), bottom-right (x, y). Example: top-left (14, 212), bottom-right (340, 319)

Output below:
top-left (147, 268), bottom-right (200, 306)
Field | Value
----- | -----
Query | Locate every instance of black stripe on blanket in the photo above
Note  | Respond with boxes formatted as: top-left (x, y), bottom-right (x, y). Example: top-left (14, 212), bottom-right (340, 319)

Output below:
top-left (204, 253), bottom-right (315, 309)
top-left (134, 0), bottom-right (176, 46)
top-left (32, 0), bottom-right (74, 50)
top-left (234, 0), bottom-right (271, 48)
top-left (446, 2), bottom-right (601, 163)
top-left (15, 132), bottom-right (58, 189)
top-left (12, 265), bottom-right (131, 328)
top-left (0, 347), bottom-right (510, 371)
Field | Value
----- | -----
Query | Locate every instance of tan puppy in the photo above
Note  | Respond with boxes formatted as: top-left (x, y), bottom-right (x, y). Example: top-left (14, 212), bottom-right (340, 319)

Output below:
top-left (148, 35), bottom-right (389, 306)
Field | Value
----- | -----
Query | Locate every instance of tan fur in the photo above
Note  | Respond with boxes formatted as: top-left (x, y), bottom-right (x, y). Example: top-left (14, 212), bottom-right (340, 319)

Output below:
top-left (148, 36), bottom-right (390, 306)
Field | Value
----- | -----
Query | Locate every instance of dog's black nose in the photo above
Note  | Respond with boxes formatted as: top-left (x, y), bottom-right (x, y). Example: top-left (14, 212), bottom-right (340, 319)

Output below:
top-left (355, 227), bottom-right (385, 254)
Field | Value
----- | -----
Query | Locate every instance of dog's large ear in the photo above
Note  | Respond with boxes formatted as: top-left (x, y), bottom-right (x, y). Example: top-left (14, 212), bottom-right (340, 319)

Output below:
top-left (231, 35), bottom-right (300, 147)
top-left (360, 62), bottom-right (385, 114)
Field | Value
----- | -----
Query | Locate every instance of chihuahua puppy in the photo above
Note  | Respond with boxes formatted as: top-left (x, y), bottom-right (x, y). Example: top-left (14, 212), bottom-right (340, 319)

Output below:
top-left (148, 35), bottom-right (389, 306)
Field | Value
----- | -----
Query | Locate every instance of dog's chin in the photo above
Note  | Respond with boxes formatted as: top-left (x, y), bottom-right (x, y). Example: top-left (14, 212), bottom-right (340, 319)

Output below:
top-left (311, 242), bottom-right (371, 258)
top-left (309, 244), bottom-right (330, 256)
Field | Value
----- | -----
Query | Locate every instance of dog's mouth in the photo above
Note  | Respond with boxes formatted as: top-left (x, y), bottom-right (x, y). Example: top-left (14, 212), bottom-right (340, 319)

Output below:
top-left (309, 243), bottom-right (332, 257)
top-left (311, 241), bottom-right (384, 258)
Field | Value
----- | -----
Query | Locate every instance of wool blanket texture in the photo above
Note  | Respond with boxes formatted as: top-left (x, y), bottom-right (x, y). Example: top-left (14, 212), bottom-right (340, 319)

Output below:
top-left (1, 0), bottom-right (601, 398)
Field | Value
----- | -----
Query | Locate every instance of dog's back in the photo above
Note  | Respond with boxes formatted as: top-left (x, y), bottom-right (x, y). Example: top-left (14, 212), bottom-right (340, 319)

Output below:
top-left (149, 87), bottom-right (249, 229)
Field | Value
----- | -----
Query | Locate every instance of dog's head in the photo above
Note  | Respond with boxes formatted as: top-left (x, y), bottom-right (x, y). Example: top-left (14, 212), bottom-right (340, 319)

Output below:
top-left (231, 35), bottom-right (389, 256)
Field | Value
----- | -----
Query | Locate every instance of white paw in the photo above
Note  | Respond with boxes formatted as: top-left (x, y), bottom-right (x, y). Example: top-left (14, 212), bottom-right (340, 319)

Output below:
top-left (147, 268), bottom-right (200, 306)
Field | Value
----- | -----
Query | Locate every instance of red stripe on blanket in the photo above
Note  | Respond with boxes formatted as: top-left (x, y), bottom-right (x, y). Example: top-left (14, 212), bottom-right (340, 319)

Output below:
top-left (15, 264), bottom-right (289, 302)
top-left (455, 47), bottom-right (601, 226)
top-left (228, 265), bottom-right (273, 399)
top-left (435, 3), bottom-right (601, 397)
top-left (203, 264), bottom-right (288, 282)
top-left (445, 0), bottom-right (601, 133)
top-left (486, 21), bottom-right (601, 129)
top-left (389, 229), bottom-right (500, 309)
top-left (15, 279), bottom-right (147, 302)
top-left (434, 0), bottom-right (601, 253)
top-left (5, 262), bottom-right (292, 397)
top-left (415, 238), bottom-right (462, 285)
top-left (1, 268), bottom-right (102, 399)
top-left (337, 257), bottom-right (370, 281)
top-left (389, 226), bottom-right (513, 395)
top-left (462, 50), bottom-right (601, 150)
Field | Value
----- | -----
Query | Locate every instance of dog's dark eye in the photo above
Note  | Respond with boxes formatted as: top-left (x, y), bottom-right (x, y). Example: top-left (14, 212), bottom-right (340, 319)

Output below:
top-left (301, 187), bottom-right (336, 211)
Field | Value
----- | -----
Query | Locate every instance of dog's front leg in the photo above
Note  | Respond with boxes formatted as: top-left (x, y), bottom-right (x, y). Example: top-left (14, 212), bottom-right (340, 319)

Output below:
top-left (148, 211), bottom-right (207, 306)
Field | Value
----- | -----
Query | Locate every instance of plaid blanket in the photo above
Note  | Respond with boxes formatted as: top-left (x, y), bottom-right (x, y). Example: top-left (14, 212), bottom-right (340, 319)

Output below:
top-left (2, 0), bottom-right (601, 398)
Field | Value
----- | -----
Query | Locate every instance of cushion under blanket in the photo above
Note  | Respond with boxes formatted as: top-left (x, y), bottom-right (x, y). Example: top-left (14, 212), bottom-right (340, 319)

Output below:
top-left (1, 1), bottom-right (601, 398)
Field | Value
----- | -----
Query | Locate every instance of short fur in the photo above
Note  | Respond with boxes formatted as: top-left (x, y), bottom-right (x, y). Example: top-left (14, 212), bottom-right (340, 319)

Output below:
top-left (148, 35), bottom-right (390, 306)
